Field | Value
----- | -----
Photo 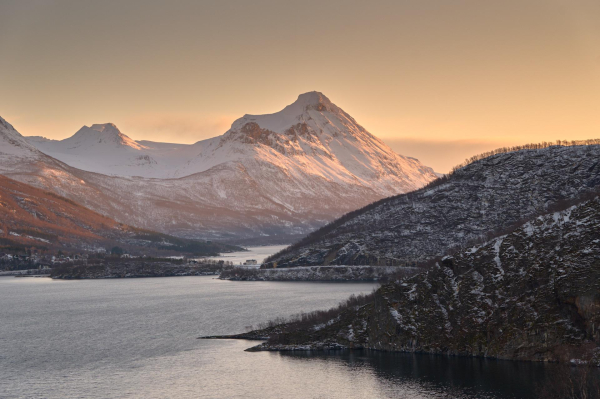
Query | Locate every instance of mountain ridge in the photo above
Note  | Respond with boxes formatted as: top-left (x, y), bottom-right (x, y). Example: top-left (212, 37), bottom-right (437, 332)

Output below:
top-left (266, 142), bottom-right (600, 266)
top-left (25, 91), bottom-right (436, 195)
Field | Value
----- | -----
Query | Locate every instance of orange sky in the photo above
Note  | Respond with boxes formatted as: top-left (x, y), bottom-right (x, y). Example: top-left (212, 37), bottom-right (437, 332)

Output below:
top-left (1, 0), bottom-right (599, 172)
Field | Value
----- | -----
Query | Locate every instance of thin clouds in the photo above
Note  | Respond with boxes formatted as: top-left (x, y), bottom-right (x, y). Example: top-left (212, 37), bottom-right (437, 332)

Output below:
top-left (122, 113), bottom-right (237, 143)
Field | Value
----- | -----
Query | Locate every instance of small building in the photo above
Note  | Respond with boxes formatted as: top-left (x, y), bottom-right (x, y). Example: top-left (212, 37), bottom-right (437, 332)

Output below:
top-left (243, 259), bottom-right (258, 265)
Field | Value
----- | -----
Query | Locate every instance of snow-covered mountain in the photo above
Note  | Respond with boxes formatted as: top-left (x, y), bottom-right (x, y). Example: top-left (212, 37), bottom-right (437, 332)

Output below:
top-left (27, 92), bottom-right (435, 197)
top-left (2, 92), bottom-right (437, 242)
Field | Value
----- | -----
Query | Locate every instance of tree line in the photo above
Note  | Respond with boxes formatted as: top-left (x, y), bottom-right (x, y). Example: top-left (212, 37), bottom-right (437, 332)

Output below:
top-left (449, 139), bottom-right (600, 174)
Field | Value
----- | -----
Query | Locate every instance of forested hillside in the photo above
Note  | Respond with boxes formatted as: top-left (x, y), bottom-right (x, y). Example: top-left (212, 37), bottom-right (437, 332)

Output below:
top-left (267, 142), bottom-right (600, 267)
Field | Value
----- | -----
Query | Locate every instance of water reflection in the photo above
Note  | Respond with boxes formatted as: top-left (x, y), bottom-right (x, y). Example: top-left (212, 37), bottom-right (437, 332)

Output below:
top-left (2, 276), bottom-right (595, 399)
top-left (279, 350), bottom-right (564, 399)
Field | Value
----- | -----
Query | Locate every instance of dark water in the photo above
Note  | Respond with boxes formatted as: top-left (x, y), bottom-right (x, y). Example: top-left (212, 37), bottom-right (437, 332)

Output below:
top-left (0, 276), bottom-right (580, 398)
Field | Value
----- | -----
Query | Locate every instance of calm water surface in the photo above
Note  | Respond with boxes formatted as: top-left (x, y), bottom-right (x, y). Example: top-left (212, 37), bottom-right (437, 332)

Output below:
top-left (0, 276), bottom-right (562, 398)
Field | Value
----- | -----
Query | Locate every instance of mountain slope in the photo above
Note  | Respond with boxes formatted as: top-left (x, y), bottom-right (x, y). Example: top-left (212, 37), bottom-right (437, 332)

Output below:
top-left (168, 92), bottom-right (436, 196)
top-left (0, 174), bottom-right (240, 255)
top-left (267, 143), bottom-right (600, 266)
top-left (2, 93), bottom-right (436, 242)
top-left (250, 195), bottom-right (600, 364)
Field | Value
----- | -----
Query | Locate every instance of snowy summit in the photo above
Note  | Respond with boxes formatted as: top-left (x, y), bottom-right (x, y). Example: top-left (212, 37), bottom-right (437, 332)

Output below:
top-left (26, 91), bottom-right (436, 197)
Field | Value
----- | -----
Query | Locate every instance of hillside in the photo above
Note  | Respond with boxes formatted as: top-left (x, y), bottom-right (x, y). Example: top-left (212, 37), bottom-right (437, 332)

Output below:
top-left (267, 143), bottom-right (600, 267)
top-left (0, 174), bottom-right (239, 255)
top-left (247, 195), bottom-right (600, 365)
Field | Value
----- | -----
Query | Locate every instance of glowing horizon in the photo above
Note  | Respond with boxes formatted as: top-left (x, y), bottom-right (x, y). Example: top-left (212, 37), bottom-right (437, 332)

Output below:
top-left (1, 0), bottom-right (599, 172)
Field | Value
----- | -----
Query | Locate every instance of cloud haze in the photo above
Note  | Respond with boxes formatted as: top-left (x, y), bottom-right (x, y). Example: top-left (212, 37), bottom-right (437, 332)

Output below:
top-left (122, 114), bottom-right (236, 143)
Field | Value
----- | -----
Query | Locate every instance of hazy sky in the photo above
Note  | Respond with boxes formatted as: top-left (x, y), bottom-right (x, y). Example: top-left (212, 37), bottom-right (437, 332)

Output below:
top-left (1, 0), bottom-right (599, 172)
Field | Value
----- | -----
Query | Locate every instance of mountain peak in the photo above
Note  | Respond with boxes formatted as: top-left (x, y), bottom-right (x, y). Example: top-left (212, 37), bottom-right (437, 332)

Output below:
top-left (70, 123), bottom-right (146, 150)
top-left (294, 91), bottom-right (332, 107)
top-left (229, 91), bottom-right (343, 135)
top-left (90, 123), bottom-right (120, 134)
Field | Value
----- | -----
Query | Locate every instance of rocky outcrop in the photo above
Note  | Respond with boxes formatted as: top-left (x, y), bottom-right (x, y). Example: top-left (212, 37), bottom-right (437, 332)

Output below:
top-left (268, 144), bottom-right (600, 267)
top-left (252, 196), bottom-right (600, 365)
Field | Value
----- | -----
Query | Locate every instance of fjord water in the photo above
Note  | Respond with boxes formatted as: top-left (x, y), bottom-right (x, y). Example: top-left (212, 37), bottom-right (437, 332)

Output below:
top-left (1, 277), bottom-right (550, 399)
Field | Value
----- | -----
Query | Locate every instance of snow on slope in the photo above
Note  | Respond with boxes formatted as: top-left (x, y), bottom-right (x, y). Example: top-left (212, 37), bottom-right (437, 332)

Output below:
top-left (26, 92), bottom-right (436, 197)
top-left (0, 117), bottom-right (42, 161)
top-left (170, 91), bottom-right (435, 196)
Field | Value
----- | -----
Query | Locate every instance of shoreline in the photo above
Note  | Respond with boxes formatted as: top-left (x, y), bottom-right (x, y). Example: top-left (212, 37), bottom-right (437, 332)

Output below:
top-left (204, 333), bottom-right (600, 367)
